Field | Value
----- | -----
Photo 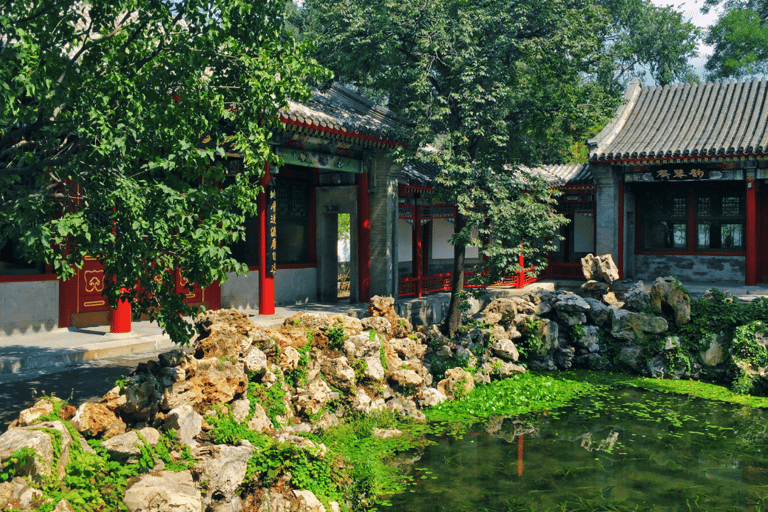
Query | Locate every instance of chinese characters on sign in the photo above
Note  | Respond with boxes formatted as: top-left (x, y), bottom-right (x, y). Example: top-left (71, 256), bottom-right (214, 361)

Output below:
top-left (265, 183), bottom-right (278, 277)
top-left (655, 168), bottom-right (705, 180)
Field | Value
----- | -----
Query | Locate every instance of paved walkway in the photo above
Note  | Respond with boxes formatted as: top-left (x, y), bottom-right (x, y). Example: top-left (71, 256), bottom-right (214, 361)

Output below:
top-left (2, 279), bottom-right (767, 383)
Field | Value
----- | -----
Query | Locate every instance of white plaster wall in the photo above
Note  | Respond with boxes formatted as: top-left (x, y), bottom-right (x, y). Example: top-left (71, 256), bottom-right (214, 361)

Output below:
top-left (431, 219), bottom-right (479, 259)
top-left (398, 219), bottom-right (412, 263)
top-left (221, 271), bottom-right (260, 310)
top-left (275, 268), bottom-right (317, 305)
top-left (0, 280), bottom-right (59, 335)
top-left (573, 213), bottom-right (595, 253)
top-left (222, 268), bottom-right (317, 310)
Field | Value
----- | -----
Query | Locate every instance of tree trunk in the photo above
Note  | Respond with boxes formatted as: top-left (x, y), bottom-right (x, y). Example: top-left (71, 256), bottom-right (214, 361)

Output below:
top-left (442, 213), bottom-right (467, 338)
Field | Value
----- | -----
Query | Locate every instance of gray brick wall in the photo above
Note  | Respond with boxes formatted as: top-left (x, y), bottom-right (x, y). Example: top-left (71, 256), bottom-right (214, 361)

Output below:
top-left (634, 254), bottom-right (745, 284)
top-left (368, 152), bottom-right (401, 297)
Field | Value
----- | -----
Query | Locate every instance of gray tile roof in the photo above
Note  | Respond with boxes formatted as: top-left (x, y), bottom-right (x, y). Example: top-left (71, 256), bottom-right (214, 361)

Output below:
top-left (588, 77), bottom-right (768, 162)
top-left (280, 83), bottom-right (408, 147)
top-left (524, 164), bottom-right (593, 187)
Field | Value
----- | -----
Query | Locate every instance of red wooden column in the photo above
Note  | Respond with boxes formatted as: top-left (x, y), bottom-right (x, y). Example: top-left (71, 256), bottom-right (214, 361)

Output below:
top-left (258, 166), bottom-right (275, 315)
top-left (414, 204), bottom-right (423, 298)
top-left (357, 172), bottom-right (371, 302)
top-left (746, 177), bottom-right (758, 286)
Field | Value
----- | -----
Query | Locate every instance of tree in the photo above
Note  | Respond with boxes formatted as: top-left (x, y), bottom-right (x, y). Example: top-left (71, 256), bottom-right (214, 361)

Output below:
top-left (0, 0), bottom-right (329, 342)
top-left (598, 0), bottom-right (700, 88)
top-left (702, 0), bottom-right (768, 78)
top-left (300, 0), bottom-right (625, 336)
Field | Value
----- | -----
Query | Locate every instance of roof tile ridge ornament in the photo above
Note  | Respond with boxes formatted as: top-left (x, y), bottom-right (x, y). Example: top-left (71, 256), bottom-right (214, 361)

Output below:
top-left (587, 77), bottom-right (643, 161)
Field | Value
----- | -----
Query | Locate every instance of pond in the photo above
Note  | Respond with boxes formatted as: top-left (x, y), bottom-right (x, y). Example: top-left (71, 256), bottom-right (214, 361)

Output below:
top-left (389, 387), bottom-right (768, 511)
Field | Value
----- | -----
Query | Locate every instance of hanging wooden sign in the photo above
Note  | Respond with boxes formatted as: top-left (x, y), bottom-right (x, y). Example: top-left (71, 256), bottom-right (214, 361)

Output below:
top-left (265, 182), bottom-right (277, 277)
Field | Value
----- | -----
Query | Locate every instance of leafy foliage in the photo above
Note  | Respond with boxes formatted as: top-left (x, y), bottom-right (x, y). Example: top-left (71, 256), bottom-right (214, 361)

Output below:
top-left (0, 0), bottom-right (329, 343)
top-left (0, 446), bottom-right (37, 482)
top-left (703, 0), bottom-right (768, 78)
top-left (301, 0), bottom-right (626, 336)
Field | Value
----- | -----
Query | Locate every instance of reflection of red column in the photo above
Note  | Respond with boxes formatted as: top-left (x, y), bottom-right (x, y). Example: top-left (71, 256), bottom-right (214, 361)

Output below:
top-left (746, 177), bottom-right (757, 286)
top-left (357, 172), bottom-right (371, 302)
top-left (258, 166), bottom-right (275, 315)
top-left (518, 434), bottom-right (524, 476)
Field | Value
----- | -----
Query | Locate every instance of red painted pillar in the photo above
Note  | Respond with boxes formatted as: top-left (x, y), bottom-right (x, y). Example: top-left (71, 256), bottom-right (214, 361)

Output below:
top-left (516, 251), bottom-right (524, 289)
top-left (110, 288), bottom-right (131, 333)
top-left (414, 204), bottom-right (423, 298)
top-left (357, 172), bottom-right (371, 302)
top-left (746, 177), bottom-right (758, 286)
top-left (258, 166), bottom-right (275, 315)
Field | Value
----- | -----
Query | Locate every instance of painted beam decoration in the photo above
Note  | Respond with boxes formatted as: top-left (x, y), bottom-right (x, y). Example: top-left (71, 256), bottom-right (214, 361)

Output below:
top-left (266, 181), bottom-right (277, 277)
top-left (280, 148), bottom-right (362, 173)
top-left (623, 162), bottom-right (745, 182)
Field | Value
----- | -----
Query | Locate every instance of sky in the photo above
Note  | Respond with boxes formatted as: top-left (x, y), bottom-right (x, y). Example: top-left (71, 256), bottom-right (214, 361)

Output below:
top-left (650, 0), bottom-right (724, 77)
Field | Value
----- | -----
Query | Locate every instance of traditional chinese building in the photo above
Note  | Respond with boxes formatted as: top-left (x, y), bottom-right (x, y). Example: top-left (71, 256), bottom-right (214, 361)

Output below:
top-left (588, 77), bottom-right (768, 285)
top-left (0, 84), bottom-right (410, 332)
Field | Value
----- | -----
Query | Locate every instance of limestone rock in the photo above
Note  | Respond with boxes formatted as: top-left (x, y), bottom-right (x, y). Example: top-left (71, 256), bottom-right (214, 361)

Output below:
top-left (492, 339), bottom-right (519, 361)
top-left (367, 295), bottom-right (396, 317)
top-left (320, 356), bottom-right (356, 392)
top-left (701, 332), bottom-right (726, 366)
top-left (481, 299), bottom-right (518, 326)
top-left (119, 373), bottom-right (161, 423)
top-left (188, 358), bottom-right (248, 413)
top-left (555, 346), bottom-right (575, 369)
top-left (361, 316), bottom-right (392, 338)
top-left (343, 332), bottom-right (382, 359)
top-left (618, 345), bottom-right (645, 372)
top-left (437, 367), bottom-right (474, 400)
top-left (193, 445), bottom-right (253, 511)
top-left (650, 276), bottom-right (691, 328)
top-left (0, 477), bottom-right (42, 511)
top-left (362, 355), bottom-right (386, 381)
top-left (583, 298), bottom-right (611, 326)
top-left (579, 280), bottom-right (610, 300)
top-left (70, 402), bottom-right (126, 439)
top-left (581, 253), bottom-right (620, 284)
top-left (556, 310), bottom-right (587, 326)
top-left (295, 377), bottom-right (332, 416)
top-left (327, 314), bottom-right (364, 337)
top-left (164, 405), bottom-right (202, 446)
top-left (611, 309), bottom-right (668, 342)
top-left (389, 369), bottom-right (423, 389)
top-left (481, 359), bottom-right (526, 378)
top-left (243, 347), bottom-right (268, 377)
top-left (418, 387), bottom-right (447, 407)
top-left (536, 318), bottom-right (559, 355)
top-left (0, 421), bottom-right (74, 480)
top-left (158, 349), bottom-right (198, 379)
top-left (553, 293), bottom-right (591, 314)
top-left (14, 398), bottom-right (57, 427)
top-left (246, 404), bottom-right (274, 433)
top-left (101, 427), bottom-right (161, 464)
top-left (624, 281), bottom-right (651, 312)
top-left (230, 398), bottom-right (251, 423)
top-left (123, 470), bottom-right (202, 512)
top-left (386, 337), bottom-right (427, 361)
top-left (279, 346), bottom-right (302, 373)
top-left (292, 490), bottom-right (327, 512)
top-left (194, 309), bottom-right (254, 360)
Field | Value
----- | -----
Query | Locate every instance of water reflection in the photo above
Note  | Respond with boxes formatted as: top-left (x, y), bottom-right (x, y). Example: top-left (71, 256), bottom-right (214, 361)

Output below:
top-left (389, 388), bottom-right (768, 511)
